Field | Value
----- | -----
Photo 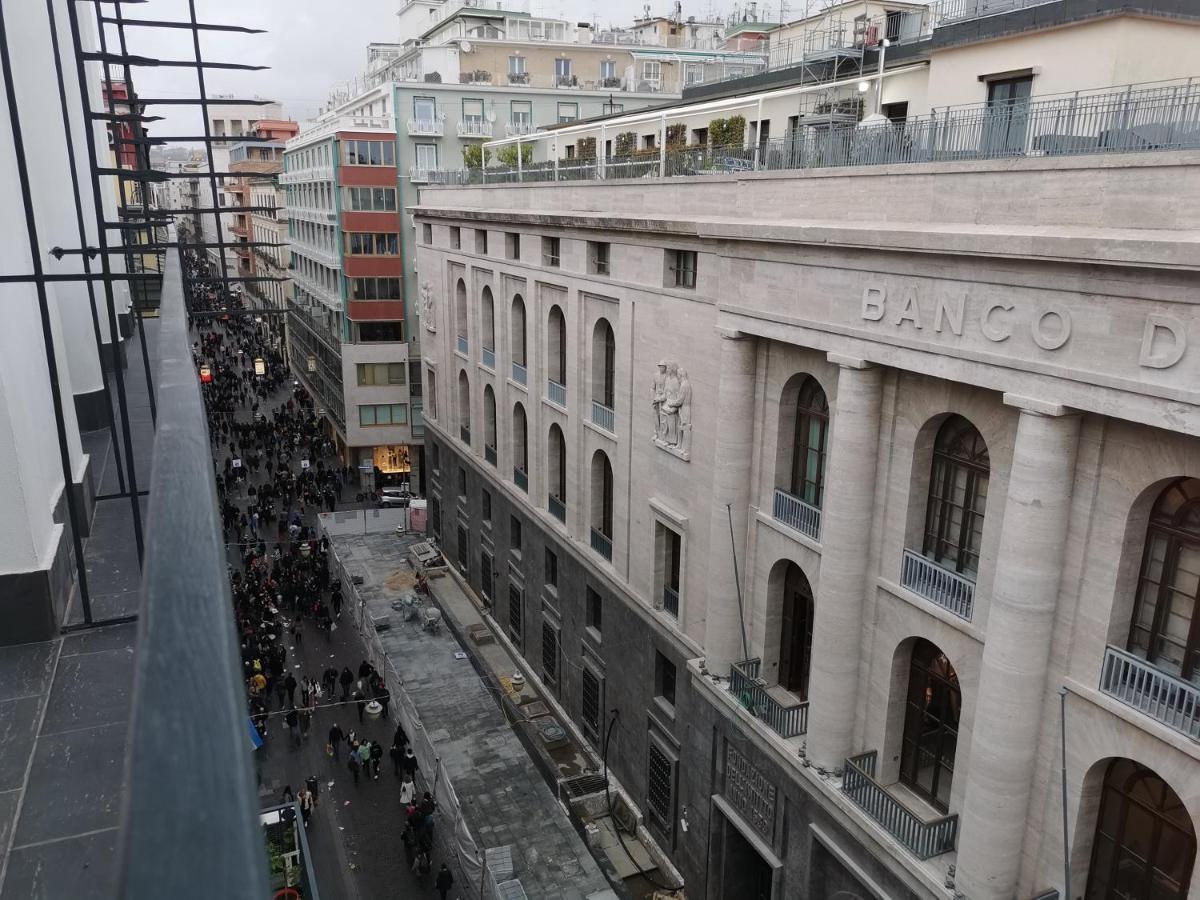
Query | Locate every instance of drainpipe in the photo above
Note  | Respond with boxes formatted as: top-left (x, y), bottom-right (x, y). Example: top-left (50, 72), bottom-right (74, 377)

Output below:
top-left (753, 96), bottom-right (764, 169)
top-left (658, 113), bottom-right (666, 176)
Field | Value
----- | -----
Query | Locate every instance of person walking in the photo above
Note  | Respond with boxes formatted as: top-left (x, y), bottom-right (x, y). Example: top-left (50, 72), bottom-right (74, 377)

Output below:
top-left (390, 741), bottom-right (404, 776)
top-left (322, 666), bottom-right (338, 700)
top-left (339, 666), bottom-right (354, 701)
top-left (284, 672), bottom-right (298, 707)
top-left (328, 723), bottom-right (344, 760)
top-left (354, 688), bottom-right (367, 725)
top-left (347, 751), bottom-right (361, 786)
top-left (435, 864), bottom-right (454, 900)
top-left (369, 740), bottom-right (383, 780)
top-left (401, 747), bottom-right (418, 781)
top-left (285, 707), bottom-right (300, 747)
top-left (399, 775), bottom-right (416, 806)
top-left (304, 774), bottom-right (320, 809)
top-left (297, 788), bottom-right (313, 828)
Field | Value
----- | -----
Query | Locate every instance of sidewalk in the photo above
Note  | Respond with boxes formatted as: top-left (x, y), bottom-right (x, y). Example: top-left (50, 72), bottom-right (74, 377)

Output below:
top-left (328, 530), bottom-right (613, 900)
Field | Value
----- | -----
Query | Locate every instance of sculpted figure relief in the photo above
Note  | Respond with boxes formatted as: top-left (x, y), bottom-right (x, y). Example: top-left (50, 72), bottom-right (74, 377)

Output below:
top-left (421, 281), bottom-right (436, 332)
top-left (650, 359), bottom-right (691, 460)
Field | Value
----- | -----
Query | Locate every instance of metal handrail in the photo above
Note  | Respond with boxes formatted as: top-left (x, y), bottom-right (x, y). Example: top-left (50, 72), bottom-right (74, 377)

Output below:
top-left (120, 243), bottom-right (268, 897)
top-left (728, 658), bottom-right (808, 738)
top-left (548, 493), bottom-right (566, 522)
top-left (935, 0), bottom-right (1057, 25)
top-left (547, 378), bottom-right (566, 407)
top-left (590, 400), bottom-right (615, 432)
top-left (901, 549), bottom-right (975, 620)
top-left (1099, 645), bottom-right (1200, 740)
top-left (590, 527), bottom-right (612, 561)
top-left (772, 487), bottom-right (821, 541)
top-left (511, 361), bottom-right (527, 385)
top-left (842, 750), bottom-right (958, 860)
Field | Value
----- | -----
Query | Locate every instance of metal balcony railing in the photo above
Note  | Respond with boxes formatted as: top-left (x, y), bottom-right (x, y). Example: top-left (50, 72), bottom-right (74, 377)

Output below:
top-left (728, 658), bottom-right (808, 738)
top-left (842, 751), bottom-right (958, 860)
top-left (548, 494), bottom-right (565, 523)
top-left (409, 167), bottom-right (434, 184)
top-left (407, 117), bottom-right (445, 137)
top-left (457, 119), bottom-right (493, 139)
top-left (901, 550), bottom-right (975, 621)
top-left (429, 79), bottom-right (1200, 186)
top-left (590, 400), bottom-right (615, 432)
top-left (460, 424), bottom-right (471, 445)
top-left (481, 347), bottom-right (495, 369)
top-left (511, 362), bottom-right (527, 385)
top-left (456, 335), bottom-right (468, 355)
top-left (935, 0), bottom-right (1057, 25)
top-left (1099, 645), bottom-right (1200, 740)
top-left (772, 488), bottom-right (821, 541)
top-left (590, 527), bottom-right (613, 561)
top-left (547, 379), bottom-right (566, 407)
top-left (661, 586), bottom-right (679, 617)
top-left (514, 467), bottom-right (528, 492)
top-left (506, 121), bottom-right (537, 136)
top-left (484, 443), bottom-right (497, 465)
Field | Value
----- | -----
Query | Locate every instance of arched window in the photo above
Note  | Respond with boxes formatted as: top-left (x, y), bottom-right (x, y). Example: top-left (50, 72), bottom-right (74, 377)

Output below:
top-left (591, 318), bottom-right (615, 410)
top-left (1129, 478), bottom-right (1200, 681)
top-left (454, 279), bottom-right (468, 350)
top-left (548, 305), bottom-right (567, 386)
top-left (778, 563), bottom-right (814, 698)
top-left (483, 385), bottom-right (497, 464)
top-left (899, 639), bottom-right (960, 812)
top-left (510, 293), bottom-right (527, 378)
top-left (1086, 759), bottom-right (1195, 900)
top-left (457, 370), bottom-right (471, 444)
top-left (512, 402), bottom-right (528, 490)
top-left (480, 285), bottom-right (495, 359)
top-left (791, 377), bottom-right (828, 508)
top-left (590, 450), bottom-right (613, 560)
top-left (923, 415), bottom-right (990, 577)
top-left (548, 424), bottom-right (566, 521)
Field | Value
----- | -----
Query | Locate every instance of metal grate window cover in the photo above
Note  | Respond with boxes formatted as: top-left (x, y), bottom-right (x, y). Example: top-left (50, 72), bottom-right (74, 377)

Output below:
top-left (581, 668), bottom-right (601, 741)
top-left (560, 773), bottom-right (608, 799)
top-left (648, 743), bottom-right (674, 824)
top-left (508, 585), bottom-right (523, 641)
top-left (541, 622), bottom-right (558, 686)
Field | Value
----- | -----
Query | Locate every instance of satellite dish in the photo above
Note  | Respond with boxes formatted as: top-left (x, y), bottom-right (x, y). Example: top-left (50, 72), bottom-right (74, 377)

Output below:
top-left (461, 40), bottom-right (473, 52)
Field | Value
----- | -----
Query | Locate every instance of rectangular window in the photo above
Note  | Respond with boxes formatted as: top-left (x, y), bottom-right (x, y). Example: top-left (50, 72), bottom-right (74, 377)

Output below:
top-left (414, 143), bottom-right (438, 172)
top-left (554, 58), bottom-right (573, 83)
top-left (666, 249), bottom-right (697, 289)
top-left (414, 96), bottom-right (437, 122)
top-left (350, 276), bottom-right (402, 299)
top-left (655, 651), bottom-right (676, 707)
top-left (541, 621), bottom-right (559, 688)
top-left (345, 139), bottom-right (394, 167)
top-left (462, 97), bottom-right (485, 125)
top-left (475, 229), bottom-right (488, 254)
top-left (581, 666), bottom-right (602, 743)
top-left (347, 186), bottom-right (398, 211)
top-left (600, 59), bottom-right (616, 81)
top-left (510, 515), bottom-right (522, 555)
top-left (587, 587), bottom-right (602, 635)
top-left (506, 232), bottom-right (520, 260)
top-left (358, 403), bottom-right (408, 426)
top-left (456, 523), bottom-right (469, 572)
top-left (457, 465), bottom-right (467, 498)
top-left (542, 236), bottom-right (560, 268)
top-left (643, 134), bottom-right (656, 150)
top-left (647, 742), bottom-right (674, 827)
top-left (450, 226), bottom-right (461, 249)
top-left (684, 63), bottom-right (704, 86)
top-left (508, 584), bottom-right (523, 642)
top-left (511, 100), bottom-right (532, 127)
top-left (347, 233), bottom-right (398, 256)
top-left (588, 241), bottom-right (610, 276)
top-left (480, 549), bottom-right (493, 600)
top-left (508, 55), bottom-right (526, 75)
top-left (431, 443), bottom-right (440, 474)
top-left (356, 363), bottom-right (407, 386)
top-left (423, 223), bottom-right (433, 244)
top-left (557, 102), bottom-right (578, 124)
top-left (655, 522), bottom-right (682, 617)
top-left (358, 321), bottom-right (405, 342)
top-left (482, 488), bottom-right (491, 524)
top-left (544, 547), bottom-right (558, 589)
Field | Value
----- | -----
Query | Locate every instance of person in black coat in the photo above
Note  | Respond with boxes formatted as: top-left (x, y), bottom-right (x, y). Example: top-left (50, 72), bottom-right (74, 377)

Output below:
top-left (328, 723), bottom-right (344, 760)
top-left (339, 666), bottom-right (354, 700)
top-left (435, 864), bottom-right (454, 900)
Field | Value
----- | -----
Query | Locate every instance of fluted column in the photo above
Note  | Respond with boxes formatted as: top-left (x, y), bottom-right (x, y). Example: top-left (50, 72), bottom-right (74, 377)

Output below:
top-left (702, 329), bottom-right (757, 676)
top-left (805, 355), bottom-right (883, 772)
top-left (956, 396), bottom-right (1079, 900)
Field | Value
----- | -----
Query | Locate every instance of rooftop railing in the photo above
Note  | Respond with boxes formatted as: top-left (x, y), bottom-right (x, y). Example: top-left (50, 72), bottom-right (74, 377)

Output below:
top-left (426, 78), bottom-right (1200, 187)
top-left (842, 750), bottom-right (958, 860)
top-left (935, 0), bottom-right (1058, 26)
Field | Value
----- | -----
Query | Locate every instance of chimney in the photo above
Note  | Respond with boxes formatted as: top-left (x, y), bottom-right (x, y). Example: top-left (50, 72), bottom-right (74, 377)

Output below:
top-left (577, 21), bottom-right (593, 43)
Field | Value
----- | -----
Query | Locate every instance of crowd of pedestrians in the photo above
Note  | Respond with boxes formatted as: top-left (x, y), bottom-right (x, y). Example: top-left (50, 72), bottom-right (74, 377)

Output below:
top-left (186, 252), bottom-right (454, 893)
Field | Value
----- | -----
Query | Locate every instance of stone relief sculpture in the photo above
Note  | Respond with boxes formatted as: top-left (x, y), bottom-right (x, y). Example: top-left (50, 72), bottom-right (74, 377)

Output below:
top-left (650, 359), bottom-right (691, 461)
top-left (420, 281), bottom-right (436, 332)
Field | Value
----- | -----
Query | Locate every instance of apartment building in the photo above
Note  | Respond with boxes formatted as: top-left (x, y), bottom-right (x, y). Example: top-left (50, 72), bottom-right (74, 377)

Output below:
top-left (410, 2), bottom-right (1200, 899)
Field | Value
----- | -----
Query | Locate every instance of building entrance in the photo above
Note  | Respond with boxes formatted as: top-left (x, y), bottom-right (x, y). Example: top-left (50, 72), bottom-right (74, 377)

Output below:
top-left (712, 802), bottom-right (776, 900)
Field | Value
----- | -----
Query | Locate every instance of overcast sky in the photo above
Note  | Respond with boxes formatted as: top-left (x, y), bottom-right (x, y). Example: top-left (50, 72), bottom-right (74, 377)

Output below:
top-left (118, 0), bottom-right (798, 140)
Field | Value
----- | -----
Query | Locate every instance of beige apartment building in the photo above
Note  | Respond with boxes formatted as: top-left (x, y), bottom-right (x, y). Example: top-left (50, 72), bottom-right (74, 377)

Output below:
top-left (409, 2), bottom-right (1200, 899)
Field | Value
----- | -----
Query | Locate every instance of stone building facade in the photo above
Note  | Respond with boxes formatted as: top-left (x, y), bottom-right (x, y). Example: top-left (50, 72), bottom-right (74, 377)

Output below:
top-left (411, 151), bottom-right (1200, 900)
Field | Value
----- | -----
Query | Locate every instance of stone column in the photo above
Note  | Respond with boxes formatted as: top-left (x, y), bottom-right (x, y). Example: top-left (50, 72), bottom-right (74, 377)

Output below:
top-left (805, 355), bottom-right (883, 772)
top-left (702, 329), bottom-right (757, 676)
top-left (956, 396), bottom-right (1079, 900)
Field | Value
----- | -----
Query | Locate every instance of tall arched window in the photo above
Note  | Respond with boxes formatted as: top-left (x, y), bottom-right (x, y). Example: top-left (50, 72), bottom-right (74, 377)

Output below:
top-left (547, 305), bottom-right (567, 406)
top-left (791, 377), bottom-right (828, 508)
top-left (923, 415), bottom-right (990, 577)
top-left (483, 385), bottom-right (497, 464)
top-left (899, 639), bottom-right (960, 812)
top-left (591, 318), bottom-right (615, 410)
top-left (480, 285), bottom-right (495, 365)
top-left (454, 278), bottom-right (468, 352)
top-left (778, 562), bottom-right (814, 698)
top-left (590, 450), bottom-right (613, 560)
top-left (1129, 478), bottom-right (1200, 681)
top-left (457, 370), bottom-right (471, 444)
top-left (510, 293), bottom-right (527, 382)
top-left (512, 402), bottom-right (528, 491)
top-left (1086, 759), bottom-right (1195, 900)
top-left (548, 424), bottom-right (566, 521)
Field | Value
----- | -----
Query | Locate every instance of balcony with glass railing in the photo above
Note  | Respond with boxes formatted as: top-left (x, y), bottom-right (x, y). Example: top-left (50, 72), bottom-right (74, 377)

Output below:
top-left (511, 362), bottom-right (527, 385)
top-left (590, 400), bottom-right (614, 432)
top-left (1099, 645), bottom-right (1200, 740)
top-left (772, 488), bottom-right (821, 541)
top-left (548, 494), bottom-right (565, 523)
top-left (900, 550), bottom-right (975, 621)
top-left (590, 527), bottom-right (612, 561)
top-left (728, 658), bottom-right (807, 738)
top-left (842, 751), bottom-right (958, 860)
top-left (547, 379), bottom-right (566, 408)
